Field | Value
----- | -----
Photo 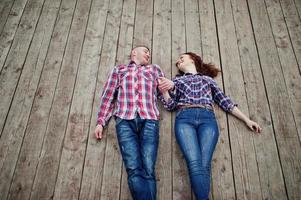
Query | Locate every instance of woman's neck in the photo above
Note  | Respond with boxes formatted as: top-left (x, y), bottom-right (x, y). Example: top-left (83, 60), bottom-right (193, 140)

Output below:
top-left (182, 65), bottom-right (198, 74)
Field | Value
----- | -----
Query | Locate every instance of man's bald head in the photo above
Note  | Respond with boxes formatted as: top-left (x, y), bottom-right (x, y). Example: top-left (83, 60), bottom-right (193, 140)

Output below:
top-left (130, 46), bottom-right (150, 65)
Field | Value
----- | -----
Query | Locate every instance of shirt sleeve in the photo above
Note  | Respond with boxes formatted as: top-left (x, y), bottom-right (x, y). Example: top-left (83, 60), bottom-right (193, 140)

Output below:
top-left (209, 78), bottom-right (237, 113)
top-left (158, 77), bottom-right (179, 111)
top-left (97, 66), bottom-right (119, 126)
top-left (152, 64), bottom-right (177, 111)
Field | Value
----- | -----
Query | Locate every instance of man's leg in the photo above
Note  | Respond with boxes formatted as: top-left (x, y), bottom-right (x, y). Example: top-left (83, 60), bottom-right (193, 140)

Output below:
top-left (115, 117), bottom-right (150, 200)
top-left (140, 119), bottom-right (160, 200)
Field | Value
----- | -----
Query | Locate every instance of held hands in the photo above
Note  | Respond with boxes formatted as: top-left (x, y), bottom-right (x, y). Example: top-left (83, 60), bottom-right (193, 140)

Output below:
top-left (158, 77), bottom-right (174, 93)
top-left (94, 124), bottom-right (103, 140)
top-left (245, 119), bottom-right (262, 134)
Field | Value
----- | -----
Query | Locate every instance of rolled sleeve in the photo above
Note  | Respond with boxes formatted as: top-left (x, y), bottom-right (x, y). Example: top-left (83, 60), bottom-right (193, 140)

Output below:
top-left (210, 78), bottom-right (238, 113)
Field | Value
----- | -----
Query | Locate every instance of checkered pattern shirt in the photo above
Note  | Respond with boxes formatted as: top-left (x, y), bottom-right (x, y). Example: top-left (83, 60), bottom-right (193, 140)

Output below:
top-left (97, 62), bottom-right (164, 126)
top-left (163, 73), bottom-right (237, 112)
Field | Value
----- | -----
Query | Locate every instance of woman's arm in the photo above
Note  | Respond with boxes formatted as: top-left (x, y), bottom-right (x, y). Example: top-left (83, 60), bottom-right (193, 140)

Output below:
top-left (157, 77), bottom-right (177, 110)
top-left (209, 77), bottom-right (261, 133)
top-left (231, 106), bottom-right (262, 133)
top-left (161, 90), bottom-right (172, 101)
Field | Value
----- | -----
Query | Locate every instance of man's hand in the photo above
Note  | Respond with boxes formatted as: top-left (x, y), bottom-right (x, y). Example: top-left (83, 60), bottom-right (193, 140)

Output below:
top-left (158, 77), bottom-right (174, 93)
top-left (94, 124), bottom-right (104, 140)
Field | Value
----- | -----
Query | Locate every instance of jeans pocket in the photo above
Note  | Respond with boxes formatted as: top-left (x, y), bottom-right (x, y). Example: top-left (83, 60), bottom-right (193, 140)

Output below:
top-left (175, 109), bottom-right (185, 118)
top-left (205, 109), bottom-right (215, 118)
top-left (115, 117), bottom-right (123, 126)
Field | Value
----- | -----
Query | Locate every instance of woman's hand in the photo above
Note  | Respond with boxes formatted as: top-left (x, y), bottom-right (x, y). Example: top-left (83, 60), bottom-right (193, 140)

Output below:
top-left (245, 119), bottom-right (262, 133)
top-left (158, 77), bottom-right (174, 93)
top-left (231, 107), bottom-right (262, 134)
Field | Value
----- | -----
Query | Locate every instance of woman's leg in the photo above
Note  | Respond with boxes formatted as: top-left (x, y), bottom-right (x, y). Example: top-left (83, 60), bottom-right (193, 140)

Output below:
top-left (175, 109), bottom-right (219, 200)
top-left (175, 116), bottom-right (205, 199)
top-left (194, 119), bottom-right (219, 199)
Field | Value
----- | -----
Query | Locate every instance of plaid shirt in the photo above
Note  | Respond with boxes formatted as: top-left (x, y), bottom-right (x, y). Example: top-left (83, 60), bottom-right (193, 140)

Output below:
top-left (97, 62), bottom-right (164, 126)
top-left (163, 73), bottom-right (237, 112)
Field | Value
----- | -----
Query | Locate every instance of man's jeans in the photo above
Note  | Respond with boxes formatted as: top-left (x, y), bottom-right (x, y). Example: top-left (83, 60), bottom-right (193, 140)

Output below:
top-left (175, 108), bottom-right (219, 200)
top-left (115, 116), bottom-right (159, 200)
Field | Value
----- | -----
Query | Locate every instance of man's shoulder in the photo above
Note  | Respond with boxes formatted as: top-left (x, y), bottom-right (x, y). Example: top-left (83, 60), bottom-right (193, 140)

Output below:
top-left (147, 63), bottom-right (161, 71)
top-left (114, 64), bottom-right (128, 72)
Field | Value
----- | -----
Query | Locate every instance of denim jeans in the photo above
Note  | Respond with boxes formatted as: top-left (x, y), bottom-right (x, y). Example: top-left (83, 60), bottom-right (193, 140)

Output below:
top-left (115, 116), bottom-right (159, 200)
top-left (175, 108), bottom-right (219, 200)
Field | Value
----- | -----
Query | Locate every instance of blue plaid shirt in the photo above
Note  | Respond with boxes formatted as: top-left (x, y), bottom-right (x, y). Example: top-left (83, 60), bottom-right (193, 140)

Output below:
top-left (162, 73), bottom-right (237, 112)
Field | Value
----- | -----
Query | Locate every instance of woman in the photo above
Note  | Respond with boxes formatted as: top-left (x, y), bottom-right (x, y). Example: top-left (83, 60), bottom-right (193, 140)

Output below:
top-left (158, 52), bottom-right (261, 200)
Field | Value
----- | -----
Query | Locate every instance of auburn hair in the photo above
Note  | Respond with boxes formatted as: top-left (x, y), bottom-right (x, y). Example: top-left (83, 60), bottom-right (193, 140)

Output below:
top-left (178, 52), bottom-right (220, 78)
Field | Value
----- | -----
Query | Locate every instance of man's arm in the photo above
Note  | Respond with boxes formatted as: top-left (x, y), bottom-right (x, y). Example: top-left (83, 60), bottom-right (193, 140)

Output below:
top-left (154, 65), bottom-right (177, 110)
top-left (95, 66), bottom-right (119, 139)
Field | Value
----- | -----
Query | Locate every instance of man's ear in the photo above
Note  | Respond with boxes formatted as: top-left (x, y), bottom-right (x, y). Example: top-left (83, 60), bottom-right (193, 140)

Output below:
top-left (131, 49), bottom-right (137, 56)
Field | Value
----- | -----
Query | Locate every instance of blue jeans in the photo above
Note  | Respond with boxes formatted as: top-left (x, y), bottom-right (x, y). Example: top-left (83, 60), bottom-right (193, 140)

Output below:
top-left (115, 116), bottom-right (159, 200)
top-left (175, 108), bottom-right (219, 200)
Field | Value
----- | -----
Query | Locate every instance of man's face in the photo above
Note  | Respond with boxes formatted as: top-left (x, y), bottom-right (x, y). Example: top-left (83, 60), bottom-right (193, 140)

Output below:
top-left (132, 47), bottom-right (150, 65)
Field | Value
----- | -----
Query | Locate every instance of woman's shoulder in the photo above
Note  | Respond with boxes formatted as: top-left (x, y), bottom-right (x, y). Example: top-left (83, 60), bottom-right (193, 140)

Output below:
top-left (173, 74), bottom-right (183, 81)
top-left (200, 75), bottom-right (215, 83)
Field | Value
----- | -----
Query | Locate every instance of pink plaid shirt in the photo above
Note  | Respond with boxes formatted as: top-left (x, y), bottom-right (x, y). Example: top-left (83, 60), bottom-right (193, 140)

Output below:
top-left (97, 62), bottom-right (165, 126)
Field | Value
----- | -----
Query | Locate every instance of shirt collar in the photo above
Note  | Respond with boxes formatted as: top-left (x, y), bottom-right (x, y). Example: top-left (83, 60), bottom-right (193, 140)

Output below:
top-left (129, 60), bottom-right (148, 66)
top-left (183, 72), bottom-right (202, 76)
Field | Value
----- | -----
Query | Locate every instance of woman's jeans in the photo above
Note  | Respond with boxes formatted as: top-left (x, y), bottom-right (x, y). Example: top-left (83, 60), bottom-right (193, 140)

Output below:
top-left (115, 116), bottom-right (159, 200)
top-left (175, 108), bottom-right (219, 200)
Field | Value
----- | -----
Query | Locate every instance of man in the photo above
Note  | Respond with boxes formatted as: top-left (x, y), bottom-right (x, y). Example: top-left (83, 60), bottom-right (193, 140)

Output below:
top-left (94, 46), bottom-right (164, 200)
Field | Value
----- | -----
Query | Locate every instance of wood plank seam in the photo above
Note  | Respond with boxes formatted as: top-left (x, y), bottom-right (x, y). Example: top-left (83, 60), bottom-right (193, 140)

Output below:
top-left (0, 0), bottom-right (17, 35)
top-left (27, 0), bottom-right (79, 199)
top-left (6, 0), bottom-right (64, 199)
top-left (0, 0), bottom-right (30, 74)
top-left (228, 0), bottom-right (264, 197)
top-left (247, 0), bottom-right (289, 196)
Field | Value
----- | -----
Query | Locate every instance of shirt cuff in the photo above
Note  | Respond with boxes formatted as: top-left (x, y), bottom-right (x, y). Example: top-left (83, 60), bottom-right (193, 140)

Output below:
top-left (97, 118), bottom-right (106, 127)
top-left (228, 103), bottom-right (238, 113)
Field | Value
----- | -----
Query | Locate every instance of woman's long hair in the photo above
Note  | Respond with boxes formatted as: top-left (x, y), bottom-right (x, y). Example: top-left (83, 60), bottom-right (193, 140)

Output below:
top-left (178, 52), bottom-right (220, 78)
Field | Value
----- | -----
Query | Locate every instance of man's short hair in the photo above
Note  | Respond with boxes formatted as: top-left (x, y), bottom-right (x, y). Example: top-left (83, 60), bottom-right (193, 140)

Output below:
top-left (129, 45), bottom-right (150, 59)
top-left (132, 45), bottom-right (150, 52)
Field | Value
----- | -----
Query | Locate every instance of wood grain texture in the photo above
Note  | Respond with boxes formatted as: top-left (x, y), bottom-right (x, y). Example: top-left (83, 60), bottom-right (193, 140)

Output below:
top-left (215, 0), bottom-right (262, 199)
top-left (231, 0), bottom-right (287, 198)
top-left (0, 0), bottom-right (16, 34)
top-left (92, 0), bottom-right (124, 199)
top-left (0, 0), bottom-right (28, 73)
top-left (153, 0), bottom-right (172, 199)
top-left (78, 0), bottom-right (110, 198)
top-left (171, 0), bottom-right (191, 199)
top-left (0, 0), bottom-right (299, 199)
top-left (28, 0), bottom-right (78, 199)
top-left (0, 0), bottom-right (46, 199)
top-left (249, 0), bottom-right (301, 199)
top-left (5, 0), bottom-right (62, 199)
top-left (199, 0), bottom-right (236, 199)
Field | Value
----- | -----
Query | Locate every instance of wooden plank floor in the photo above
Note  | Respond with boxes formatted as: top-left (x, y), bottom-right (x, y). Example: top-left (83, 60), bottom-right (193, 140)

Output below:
top-left (0, 0), bottom-right (300, 199)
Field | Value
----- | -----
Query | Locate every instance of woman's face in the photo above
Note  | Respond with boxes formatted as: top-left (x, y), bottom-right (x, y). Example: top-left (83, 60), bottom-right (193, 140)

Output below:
top-left (176, 54), bottom-right (193, 71)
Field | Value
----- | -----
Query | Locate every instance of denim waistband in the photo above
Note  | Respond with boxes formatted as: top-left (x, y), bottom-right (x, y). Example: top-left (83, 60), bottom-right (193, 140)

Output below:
top-left (178, 104), bottom-right (214, 111)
